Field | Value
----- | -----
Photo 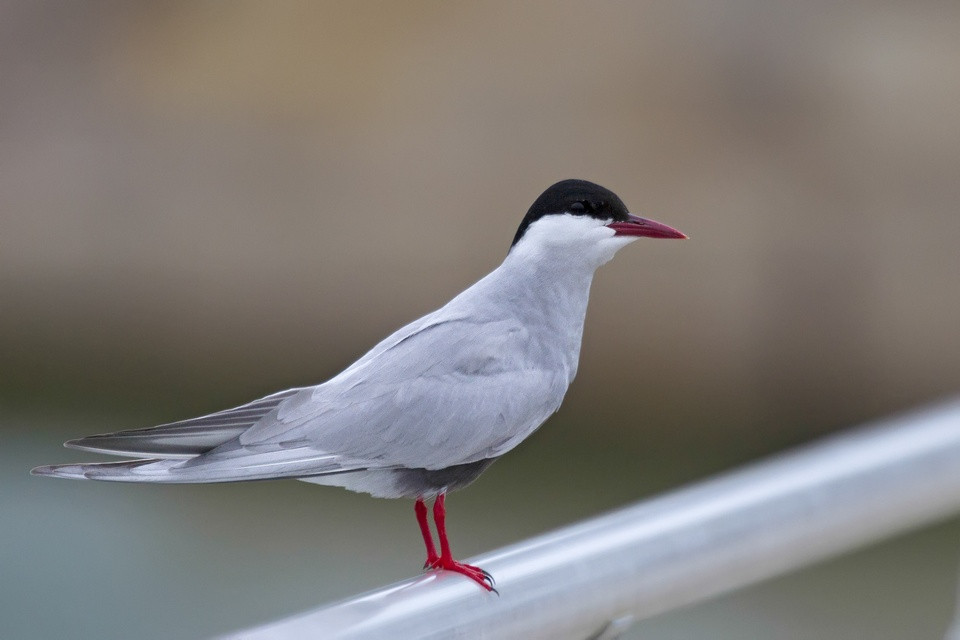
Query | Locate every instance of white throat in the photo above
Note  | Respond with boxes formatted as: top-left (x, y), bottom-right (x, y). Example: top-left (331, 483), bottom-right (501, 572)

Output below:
top-left (508, 213), bottom-right (637, 269)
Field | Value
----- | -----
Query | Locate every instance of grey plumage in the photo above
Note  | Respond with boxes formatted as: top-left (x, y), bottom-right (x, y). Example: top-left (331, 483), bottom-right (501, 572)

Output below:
top-left (63, 388), bottom-right (302, 458)
top-left (33, 257), bottom-right (581, 496)
top-left (33, 179), bottom-right (685, 500)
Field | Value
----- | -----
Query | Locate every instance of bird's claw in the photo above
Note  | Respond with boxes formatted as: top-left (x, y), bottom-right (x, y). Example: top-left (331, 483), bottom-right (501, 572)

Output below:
top-left (423, 557), bottom-right (496, 592)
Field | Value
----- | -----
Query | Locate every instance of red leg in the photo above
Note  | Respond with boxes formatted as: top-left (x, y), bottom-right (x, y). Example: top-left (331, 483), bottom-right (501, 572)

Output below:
top-left (426, 493), bottom-right (495, 591)
top-left (415, 497), bottom-right (439, 567)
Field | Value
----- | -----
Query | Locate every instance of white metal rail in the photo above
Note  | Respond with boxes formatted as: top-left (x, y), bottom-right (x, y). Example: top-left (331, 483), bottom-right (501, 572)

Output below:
top-left (224, 398), bottom-right (960, 640)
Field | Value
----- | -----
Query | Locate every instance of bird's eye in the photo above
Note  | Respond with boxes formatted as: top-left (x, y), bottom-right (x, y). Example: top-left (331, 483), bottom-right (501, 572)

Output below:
top-left (568, 201), bottom-right (589, 215)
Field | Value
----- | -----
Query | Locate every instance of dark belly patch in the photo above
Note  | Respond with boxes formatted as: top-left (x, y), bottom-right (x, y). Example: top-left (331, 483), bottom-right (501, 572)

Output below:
top-left (394, 458), bottom-right (497, 497)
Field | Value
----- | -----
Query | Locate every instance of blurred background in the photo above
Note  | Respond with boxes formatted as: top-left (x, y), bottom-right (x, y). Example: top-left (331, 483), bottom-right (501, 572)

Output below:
top-left (3, 1), bottom-right (960, 638)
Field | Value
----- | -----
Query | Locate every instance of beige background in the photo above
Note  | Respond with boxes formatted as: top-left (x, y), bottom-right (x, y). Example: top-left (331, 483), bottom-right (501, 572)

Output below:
top-left (3, 2), bottom-right (959, 639)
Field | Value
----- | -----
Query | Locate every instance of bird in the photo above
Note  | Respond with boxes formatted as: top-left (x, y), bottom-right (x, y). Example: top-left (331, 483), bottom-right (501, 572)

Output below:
top-left (32, 179), bottom-right (686, 591)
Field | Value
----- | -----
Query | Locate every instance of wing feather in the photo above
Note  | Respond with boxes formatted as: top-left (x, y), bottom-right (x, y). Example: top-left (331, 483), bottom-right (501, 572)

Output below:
top-left (64, 308), bottom-right (573, 479)
top-left (65, 388), bottom-right (302, 457)
top-left (235, 315), bottom-right (571, 471)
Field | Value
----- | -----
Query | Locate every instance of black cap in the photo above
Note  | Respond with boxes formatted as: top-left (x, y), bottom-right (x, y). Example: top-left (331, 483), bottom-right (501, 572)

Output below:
top-left (512, 179), bottom-right (630, 247)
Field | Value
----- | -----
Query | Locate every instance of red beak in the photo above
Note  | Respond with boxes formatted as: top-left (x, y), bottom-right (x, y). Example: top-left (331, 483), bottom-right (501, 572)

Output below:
top-left (607, 214), bottom-right (687, 239)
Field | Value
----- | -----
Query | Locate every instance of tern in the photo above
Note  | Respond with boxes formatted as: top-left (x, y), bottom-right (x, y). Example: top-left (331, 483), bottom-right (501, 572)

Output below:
top-left (33, 179), bottom-right (686, 590)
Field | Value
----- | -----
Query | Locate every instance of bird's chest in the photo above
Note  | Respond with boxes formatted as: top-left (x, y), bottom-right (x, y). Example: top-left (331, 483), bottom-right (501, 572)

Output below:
top-left (490, 312), bottom-right (582, 390)
top-left (525, 297), bottom-right (588, 380)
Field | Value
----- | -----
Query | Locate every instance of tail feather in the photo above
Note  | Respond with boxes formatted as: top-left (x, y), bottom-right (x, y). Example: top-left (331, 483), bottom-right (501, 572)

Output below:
top-left (29, 458), bottom-right (290, 483)
top-left (30, 449), bottom-right (364, 484)
top-left (31, 459), bottom-right (184, 482)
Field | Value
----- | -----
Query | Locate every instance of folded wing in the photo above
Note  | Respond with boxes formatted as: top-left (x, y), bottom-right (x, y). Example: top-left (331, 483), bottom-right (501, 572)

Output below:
top-left (38, 312), bottom-right (571, 483)
top-left (233, 315), bottom-right (571, 470)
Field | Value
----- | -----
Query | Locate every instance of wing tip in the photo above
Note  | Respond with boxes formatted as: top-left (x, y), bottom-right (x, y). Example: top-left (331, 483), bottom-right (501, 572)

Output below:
top-left (63, 436), bottom-right (206, 459)
top-left (63, 437), bottom-right (124, 456)
top-left (62, 437), bottom-right (122, 457)
top-left (31, 458), bottom-right (176, 481)
top-left (31, 464), bottom-right (87, 480)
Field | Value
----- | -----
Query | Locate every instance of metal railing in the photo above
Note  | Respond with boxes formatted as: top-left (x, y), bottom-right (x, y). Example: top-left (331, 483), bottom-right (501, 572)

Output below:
top-left (224, 398), bottom-right (960, 640)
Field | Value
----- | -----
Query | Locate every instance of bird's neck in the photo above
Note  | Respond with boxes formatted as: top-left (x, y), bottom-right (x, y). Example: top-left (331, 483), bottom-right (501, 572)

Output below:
top-left (498, 248), bottom-right (597, 317)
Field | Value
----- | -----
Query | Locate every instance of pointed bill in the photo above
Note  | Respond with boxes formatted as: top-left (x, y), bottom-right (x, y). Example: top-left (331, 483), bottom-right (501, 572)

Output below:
top-left (607, 214), bottom-right (687, 239)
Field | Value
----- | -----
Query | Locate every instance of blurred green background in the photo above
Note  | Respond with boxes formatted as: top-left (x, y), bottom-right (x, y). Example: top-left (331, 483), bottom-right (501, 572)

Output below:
top-left (3, 2), bottom-right (960, 638)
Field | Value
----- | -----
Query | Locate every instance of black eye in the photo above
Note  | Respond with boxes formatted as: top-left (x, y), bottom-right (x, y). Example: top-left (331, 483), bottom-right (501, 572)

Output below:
top-left (568, 201), bottom-right (589, 215)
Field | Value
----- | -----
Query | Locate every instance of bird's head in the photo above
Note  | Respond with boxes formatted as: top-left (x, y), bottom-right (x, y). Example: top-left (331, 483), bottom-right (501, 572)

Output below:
top-left (510, 179), bottom-right (686, 267)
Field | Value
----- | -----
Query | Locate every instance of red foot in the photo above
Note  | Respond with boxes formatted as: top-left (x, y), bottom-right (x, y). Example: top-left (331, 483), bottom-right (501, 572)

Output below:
top-left (414, 493), bottom-right (496, 592)
top-left (425, 556), bottom-right (495, 591)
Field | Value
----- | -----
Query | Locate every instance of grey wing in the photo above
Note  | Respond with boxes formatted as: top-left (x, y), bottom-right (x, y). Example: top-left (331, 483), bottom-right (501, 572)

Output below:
top-left (64, 388), bottom-right (303, 457)
top-left (49, 314), bottom-right (573, 483)
top-left (233, 316), bottom-right (572, 471)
